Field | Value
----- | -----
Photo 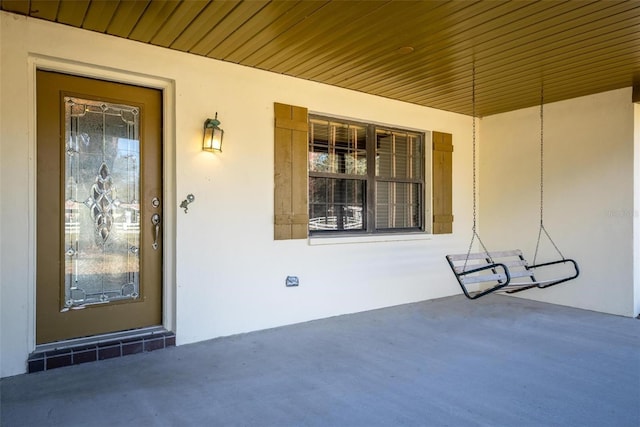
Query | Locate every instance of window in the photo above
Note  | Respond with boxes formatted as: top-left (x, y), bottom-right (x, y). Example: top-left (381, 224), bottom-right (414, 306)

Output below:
top-left (308, 116), bottom-right (425, 234)
top-left (273, 102), bottom-right (452, 241)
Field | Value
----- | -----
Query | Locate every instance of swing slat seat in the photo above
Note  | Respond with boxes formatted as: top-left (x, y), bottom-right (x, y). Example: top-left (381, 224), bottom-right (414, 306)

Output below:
top-left (446, 249), bottom-right (579, 300)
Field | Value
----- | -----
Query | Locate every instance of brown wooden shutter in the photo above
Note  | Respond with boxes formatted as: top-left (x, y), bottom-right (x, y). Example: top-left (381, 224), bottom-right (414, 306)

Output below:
top-left (432, 131), bottom-right (453, 234)
top-left (274, 102), bottom-right (309, 240)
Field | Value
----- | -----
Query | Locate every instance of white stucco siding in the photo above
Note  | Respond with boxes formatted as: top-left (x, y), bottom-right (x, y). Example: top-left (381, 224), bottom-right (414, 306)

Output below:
top-left (0, 12), bottom-right (473, 377)
top-left (481, 89), bottom-right (635, 316)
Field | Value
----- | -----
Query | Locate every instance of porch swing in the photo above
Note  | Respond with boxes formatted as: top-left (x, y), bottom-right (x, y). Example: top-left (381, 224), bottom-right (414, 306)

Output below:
top-left (445, 72), bottom-right (579, 300)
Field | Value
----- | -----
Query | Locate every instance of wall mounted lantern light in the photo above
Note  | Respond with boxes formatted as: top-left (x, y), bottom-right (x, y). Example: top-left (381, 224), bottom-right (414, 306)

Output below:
top-left (203, 113), bottom-right (224, 152)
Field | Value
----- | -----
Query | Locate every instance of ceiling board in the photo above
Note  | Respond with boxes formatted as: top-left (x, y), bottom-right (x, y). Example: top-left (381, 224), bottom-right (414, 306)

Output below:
top-left (243, 1), bottom-right (388, 69)
top-left (187, 0), bottom-right (269, 56)
top-left (82, 0), bottom-right (119, 33)
top-left (0, 0), bottom-right (29, 14)
top-left (56, 0), bottom-right (89, 27)
top-left (169, 0), bottom-right (237, 52)
top-left (220, 1), bottom-right (330, 63)
top-left (3, 0), bottom-right (639, 117)
top-left (29, 1), bottom-right (59, 20)
top-left (279, 1), bottom-right (448, 76)
top-left (331, 2), bottom-right (620, 92)
top-left (149, 0), bottom-right (208, 48)
top-left (128, 0), bottom-right (180, 43)
top-left (107, 0), bottom-right (150, 38)
top-left (204, 0), bottom-right (304, 59)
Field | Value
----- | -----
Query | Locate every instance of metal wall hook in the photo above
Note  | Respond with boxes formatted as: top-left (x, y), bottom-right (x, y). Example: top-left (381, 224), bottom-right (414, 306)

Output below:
top-left (180, 194), bottom-right (195, 213)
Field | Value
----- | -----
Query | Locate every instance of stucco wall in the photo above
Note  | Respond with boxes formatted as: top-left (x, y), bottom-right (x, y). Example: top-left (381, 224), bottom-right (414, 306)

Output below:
top-left (481, 89), bottom-right (635, 316)
top-left (0, 13), bottom-right (474, 377)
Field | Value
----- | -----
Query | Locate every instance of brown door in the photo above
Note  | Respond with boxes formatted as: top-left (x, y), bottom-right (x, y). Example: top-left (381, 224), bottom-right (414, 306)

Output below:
top-left (36, 70), bottom-right (163, 344)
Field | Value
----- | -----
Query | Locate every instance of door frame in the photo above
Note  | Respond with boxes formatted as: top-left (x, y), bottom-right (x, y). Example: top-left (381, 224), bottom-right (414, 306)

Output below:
top-left (27, 55), bottom-right (177, 351)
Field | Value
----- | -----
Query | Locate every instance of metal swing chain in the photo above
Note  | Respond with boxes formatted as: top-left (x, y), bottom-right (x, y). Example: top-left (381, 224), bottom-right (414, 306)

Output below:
top-left (464, 65), bottom-right (492, 272)
top-left (533, 87), bottom-right (565, 265)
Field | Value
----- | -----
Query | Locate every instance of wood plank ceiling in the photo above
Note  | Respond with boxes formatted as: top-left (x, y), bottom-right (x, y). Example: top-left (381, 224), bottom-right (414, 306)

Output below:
top-left (2, 0), bottom-right (640, 117)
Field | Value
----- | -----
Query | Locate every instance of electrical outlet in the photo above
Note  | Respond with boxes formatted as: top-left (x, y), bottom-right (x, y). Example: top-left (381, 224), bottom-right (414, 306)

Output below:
top-left (285, 276), bottom-right (299, 287)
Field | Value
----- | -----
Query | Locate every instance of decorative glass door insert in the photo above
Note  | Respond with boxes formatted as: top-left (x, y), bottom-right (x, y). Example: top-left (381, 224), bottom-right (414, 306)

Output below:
top-left (64, 97), bottom-right (142, 309)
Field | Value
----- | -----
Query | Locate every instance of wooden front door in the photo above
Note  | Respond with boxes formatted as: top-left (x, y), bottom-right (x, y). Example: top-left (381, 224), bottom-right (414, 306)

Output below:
top-left (36, 70), bottom-right (163, 344)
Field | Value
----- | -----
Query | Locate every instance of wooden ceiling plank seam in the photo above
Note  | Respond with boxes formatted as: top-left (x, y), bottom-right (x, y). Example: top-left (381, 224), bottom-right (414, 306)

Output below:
top-left (288, 0), bottom-right (536, 79)
top-left (258, 1), bottom-right (399, 73)
top-left (128, 0), bottom-right (180, 43)
top-left (344, 11), bottom-right (640, 100)
top-left (106, 0), bottom-right (151, 38)
top-left (480, 61), bottom-right (640, 104)
top-left (415, 23), bottom-right (640, 102)
top-left (306, 0), bottom-right (535, 83)
top-left (204, 0), bottom-right (306, 59)
top-left (462, 2), bottom-right (640, 70)
top-left (321, 1), bottom-right (637, 90)
top-left (426, 46), bottom-right (640, 106)
top-left (404, 53), bottom-right (640, 114)
top-left (395, 1), bottom-right (597, 75)
top-left (221, 1), bottom-right (331, 64)
top-left (1, 0), bottom-right (30, 14)
top-left (429, 1), bottom-right (604, 61)
top-left (400, 57), bottom-right (640, 111)
top-left (380, 38), bottom-right (638, 111)
top-left (56, 0), bottom-right (90, 27)
top-left (417, 72), bottom-right (634, 118)
top-left (29, 0), bottom-right (60, 20)
top-left (472, 76), bottom-right (636, 117)
top-left (275, 1), bottom-right (449, 76)
top-left (169, 0), bottom-right (239, 52)
top-left (239, 1), bottom-right (390, 68)
top-left (303, 0), bottom-right (505, 82)
top-left (238, 1), bottom-right (412, 67)
top-left (82, 0), bottom-right (121, 33)
top-left (374, 33), bottom-right (640, 106)
top-left (432, 71), bottom-right (636, 118)
top-left (330, 8), bottom-right (637, 95)
top-left (149, 0), bottom-right (210, 48)
top-left (414, 64), bottom-right (640, 116)
top-left (464, 1), bottom-right (640, 69)
top-left (251, 0), bottom-right (391, 70)
top-left (190, 0), bottom-right (272, 56)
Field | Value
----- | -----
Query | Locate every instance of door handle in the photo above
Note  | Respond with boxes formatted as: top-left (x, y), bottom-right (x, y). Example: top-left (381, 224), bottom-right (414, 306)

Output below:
top-left (151, 213), bottom-right (161, 250)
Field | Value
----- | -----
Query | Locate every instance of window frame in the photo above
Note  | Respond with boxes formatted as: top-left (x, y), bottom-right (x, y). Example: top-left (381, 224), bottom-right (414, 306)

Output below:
top-left (308, 114), bottom-right (426, 236)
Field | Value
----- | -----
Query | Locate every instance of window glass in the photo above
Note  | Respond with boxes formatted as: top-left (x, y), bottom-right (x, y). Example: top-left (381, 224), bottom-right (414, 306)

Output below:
top-left (309, 177), bottom-right (365, 231)
top-left (376, 181), bottom-right (421, 229)
top-left (309, 119), bottom-right (366, 175)
top-left (376, 130), bottom-right (423, 179)
top-left (309, 115), bottom-right (424, 234)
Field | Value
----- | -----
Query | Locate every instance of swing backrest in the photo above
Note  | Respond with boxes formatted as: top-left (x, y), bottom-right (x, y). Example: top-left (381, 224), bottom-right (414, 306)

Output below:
top-left (446, 250), bottom-right (535, 287)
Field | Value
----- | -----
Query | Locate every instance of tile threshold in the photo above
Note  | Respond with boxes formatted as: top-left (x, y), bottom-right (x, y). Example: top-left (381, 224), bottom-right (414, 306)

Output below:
top-left (28, 327), bottom-right (175, 373)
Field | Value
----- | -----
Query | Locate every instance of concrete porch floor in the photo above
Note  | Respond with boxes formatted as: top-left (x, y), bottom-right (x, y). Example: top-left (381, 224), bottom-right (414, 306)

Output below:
top-left (1, 294), bottom-right (639, 426)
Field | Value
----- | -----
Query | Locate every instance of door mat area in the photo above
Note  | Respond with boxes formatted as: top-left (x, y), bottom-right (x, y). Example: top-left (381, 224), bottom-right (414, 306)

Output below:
top-left (27, 331), bottom-right (175, 373)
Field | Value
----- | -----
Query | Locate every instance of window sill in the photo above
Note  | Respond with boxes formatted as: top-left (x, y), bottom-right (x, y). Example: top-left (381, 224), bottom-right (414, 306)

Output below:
top-left (308, 232), bottom-right (432, 246)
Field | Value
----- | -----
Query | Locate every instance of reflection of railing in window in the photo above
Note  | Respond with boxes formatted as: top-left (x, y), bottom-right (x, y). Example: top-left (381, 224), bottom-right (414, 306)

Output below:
top-left (309, 206), bottom-right (363, 230)
top-left (114, 203), bottom-right (140, 233)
